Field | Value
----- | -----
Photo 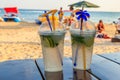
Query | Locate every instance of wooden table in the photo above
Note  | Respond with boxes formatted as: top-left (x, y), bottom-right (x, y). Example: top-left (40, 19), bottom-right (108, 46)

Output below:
top-left (0, 52), bottom-right (120, 80)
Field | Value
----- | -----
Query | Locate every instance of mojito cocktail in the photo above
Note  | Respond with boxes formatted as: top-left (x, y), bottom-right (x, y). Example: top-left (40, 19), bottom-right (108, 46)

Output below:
top-left (39, 30), bottom-right (65, 72)
top-left (70, 29), bottom-right (96, 70)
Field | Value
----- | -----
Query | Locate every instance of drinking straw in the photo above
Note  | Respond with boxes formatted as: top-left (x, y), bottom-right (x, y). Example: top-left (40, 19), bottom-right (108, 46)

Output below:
top-left (42, 10), bottom-right (57, 31)
top-left (42, 10), bottom-right (63, 66)
top-left (74, 9), bottom-right (90, 69)
top-left (82, 46), bottom-right (86, 70)
top-left (42, 11), bottom-right (52, 31)
top-left (51, 9), bottom-right (57, 31)
top-left (49, 9), bottom-right (63, 65)
top-left (57, 46), bottom-right (63, 65)
top-left (76, 10), bottom-right (90, 30)
top-left (74, 45), bottom-right (79, 66)
top-left (52, 15), bottom-right (55, 31)
top-left (74, 42), bottom-right (86, 70)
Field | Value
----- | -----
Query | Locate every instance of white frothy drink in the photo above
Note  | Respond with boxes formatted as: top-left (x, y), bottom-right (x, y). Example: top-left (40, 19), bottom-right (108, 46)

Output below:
top-left (39, 30), bottom-right (65, 72)
top-left (70, 29), bottom-right (96, 70)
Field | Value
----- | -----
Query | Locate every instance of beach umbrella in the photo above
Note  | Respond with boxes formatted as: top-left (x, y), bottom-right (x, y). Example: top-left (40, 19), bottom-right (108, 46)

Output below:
top-left (68, 0), bottom-right (99, 10)
top-left (68, 0), bottom-right (99, 30)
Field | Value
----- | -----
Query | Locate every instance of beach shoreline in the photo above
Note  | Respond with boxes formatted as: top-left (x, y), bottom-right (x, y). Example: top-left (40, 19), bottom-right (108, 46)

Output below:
top-left (0, 22), bottom-right (120, 62)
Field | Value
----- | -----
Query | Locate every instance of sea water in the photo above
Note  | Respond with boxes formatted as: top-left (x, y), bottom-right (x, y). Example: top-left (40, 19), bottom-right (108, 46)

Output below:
top-left (0, 8), bottom-right (120, 23)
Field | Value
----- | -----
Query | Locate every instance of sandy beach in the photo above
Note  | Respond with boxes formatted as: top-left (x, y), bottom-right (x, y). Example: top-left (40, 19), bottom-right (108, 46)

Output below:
top-left (0, 22), bottom-right (120, 62)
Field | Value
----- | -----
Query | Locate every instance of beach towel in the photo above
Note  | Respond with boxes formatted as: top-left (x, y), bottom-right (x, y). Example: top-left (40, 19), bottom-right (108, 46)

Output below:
top-left (96, 33), bottom-right (110, 39)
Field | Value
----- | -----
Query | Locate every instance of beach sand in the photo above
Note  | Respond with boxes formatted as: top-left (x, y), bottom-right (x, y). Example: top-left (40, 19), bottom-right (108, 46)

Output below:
top-left (0, 22), bottom-right (120, 62)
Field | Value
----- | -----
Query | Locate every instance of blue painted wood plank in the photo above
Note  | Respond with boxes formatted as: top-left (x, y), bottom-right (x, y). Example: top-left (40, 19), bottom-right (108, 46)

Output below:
top-left (0, 59), bottom-right (42, 80)
top-left (98, 52), bottom-right (120, 64)
top-left (89, 55), bottom-right (120, 80)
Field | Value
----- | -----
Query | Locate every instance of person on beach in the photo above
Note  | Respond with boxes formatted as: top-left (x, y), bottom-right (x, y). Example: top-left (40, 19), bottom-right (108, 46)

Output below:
top-left (63, 13), bottom-right (76, 27)
top-left (67, 13), bottom-right (76, 26)
top-left (58, 7), bottom-right (64, 22)
top-left (96, 20), bottom-right (110, 39)
top-left (116, 18), bottom-right (120, 33)
top-left (97, 20), bottom-right (105, 33)
top-left (113, 18), bottom-right (120, 34)
top-left (69, 5), bottom-right (74, 11)
top-left (63, 9), bottom-right (79, 27)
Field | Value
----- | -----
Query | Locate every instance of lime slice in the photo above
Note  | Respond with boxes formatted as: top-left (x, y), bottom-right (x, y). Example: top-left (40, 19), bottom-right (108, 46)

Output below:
top-left (41, 35), bottom-right (59, 47)
top-left (41, 36), bottom-right (50, 47)
top-left (47, 37), bottom-right (55, 47)
top-left (43, 36), bottom-right (54, 47)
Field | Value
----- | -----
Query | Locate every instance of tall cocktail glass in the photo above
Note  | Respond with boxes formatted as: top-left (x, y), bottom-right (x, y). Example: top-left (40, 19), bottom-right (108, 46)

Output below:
top-left (38, 21), bottom-right (66, 72)
top-left (70, 21), bottom-right (96, 70)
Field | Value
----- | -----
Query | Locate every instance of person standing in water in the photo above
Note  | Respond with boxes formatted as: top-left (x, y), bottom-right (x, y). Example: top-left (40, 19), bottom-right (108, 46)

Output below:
top-left (58, 7), bottom-right (64, 22)
top-left (116, 18), bottom-right (120, 33)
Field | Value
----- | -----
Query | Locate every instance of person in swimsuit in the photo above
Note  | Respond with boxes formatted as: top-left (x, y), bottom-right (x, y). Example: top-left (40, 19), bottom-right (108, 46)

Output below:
top-left (96, 20), bottom-right (110, 39)
top-left (97, 20), bottom-right (105, 33)
top-left (117, 18), bottom-right (120, 33)
top-left (58, 7), bottom-right (64, 22)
